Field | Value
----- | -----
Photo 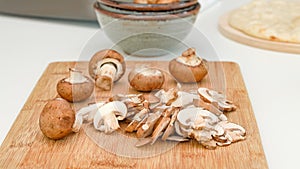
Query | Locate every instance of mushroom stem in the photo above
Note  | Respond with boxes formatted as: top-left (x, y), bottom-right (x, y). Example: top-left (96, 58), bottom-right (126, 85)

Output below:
top-left (182, 47), bottom-right (196, 58)
top-left (95, 63), bottom-right (117, 91)
top-left (67, 68), bottom-right (87, 84)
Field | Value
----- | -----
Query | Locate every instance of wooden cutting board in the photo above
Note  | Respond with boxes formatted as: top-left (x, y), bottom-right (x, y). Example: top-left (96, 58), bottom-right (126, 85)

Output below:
top-left (0, 61), bottom-right (268, 169)
top-left (218, 12), bottom-right (300, 54)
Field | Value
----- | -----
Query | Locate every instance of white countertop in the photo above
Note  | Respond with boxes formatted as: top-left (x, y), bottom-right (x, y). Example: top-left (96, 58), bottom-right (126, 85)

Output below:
top-left (1, 0), bottom-right (300, 168)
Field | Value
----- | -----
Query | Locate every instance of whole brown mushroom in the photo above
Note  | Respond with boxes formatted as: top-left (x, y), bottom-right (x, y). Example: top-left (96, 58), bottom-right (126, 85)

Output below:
top-left (128, 65), bottom-right (165, 92)
top-left (39, 98), bottom-right (75, 140)
top-left (57, 68), bottom-right (94, 102)
top-left (169, 48), bottom-right (208, 83)
top-left (89, 49), bottom-right (126, 91)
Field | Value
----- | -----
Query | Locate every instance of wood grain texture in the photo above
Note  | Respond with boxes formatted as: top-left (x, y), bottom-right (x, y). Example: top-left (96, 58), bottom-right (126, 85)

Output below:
top-left (218, 12), bottom-right (300, 54)
top-left (0, 61), bottom-right (268, 169)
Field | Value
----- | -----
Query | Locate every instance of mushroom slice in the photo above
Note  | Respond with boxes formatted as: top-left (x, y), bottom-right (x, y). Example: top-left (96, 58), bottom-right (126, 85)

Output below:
top-left (136, 110), bottom-right (161, 138)
top-left (174, 121), bottom-right (185, 137)
top-left (171, 91), bottom-right (199, 108)
top-left (135, 137), bottom-right (153, 147)
top-left (177, 108), bottom-right (220, 130)
top-left (193, 99), bottom-right (223, 116)
top-left (211, 123), bottom-right (225, 137)
top-left (200, 140), bottom-right (218, 149)
top-left (198, 88), bottom-right (236, 112)
top-left (219, 121), bottom-right (246, 136)
top-left (93, 101), bottom-right (127, 134)
top-left (110, 93), bottom-right (145, 108)
top-left (166, 136), bottom-right (189, 142)
top-left (161, 108), bottom-right (180, 140)
top-left (155, 88), bottom-right (178, 106)
top-left (146, 107), bottom-right (177, 144)
top-left (218, 121), bottom-right (246, 142)
top-left (189, 129), bottom-right (212, 142)
top-left (72, 102), bottom-right (105, 132)
top-left (216, 134), bottom-right (233, 146)
top-left (125, 108), bottom-right (149, 132)
top-left (151, 116), bottom-right (171, 145)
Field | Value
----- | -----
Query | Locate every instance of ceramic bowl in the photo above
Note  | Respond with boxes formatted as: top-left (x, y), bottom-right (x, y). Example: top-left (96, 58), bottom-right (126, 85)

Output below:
top-left (94, 2), bottom-right (200, 56)
top-left (97, 1), bottom-right (197, 15)
top-left (97, 0), bottom-right (198, 11)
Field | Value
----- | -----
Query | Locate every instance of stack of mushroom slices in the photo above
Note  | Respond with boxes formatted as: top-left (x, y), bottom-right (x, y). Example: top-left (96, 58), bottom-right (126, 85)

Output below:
top-left (74, 87), bottom-right (246, 149)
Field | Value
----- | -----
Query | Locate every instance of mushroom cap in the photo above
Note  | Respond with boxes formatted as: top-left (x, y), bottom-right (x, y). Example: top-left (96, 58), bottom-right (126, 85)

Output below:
top-left (88, 49), bottom-right (126, 82)
top-left (128, 66), bottom-right (165, 92)
top-left (39, 98), bottom-right (75, 140)
top-left (57, 76), bottom-right (94, 102)
top-left (169, 58), bottom-right (208, 83)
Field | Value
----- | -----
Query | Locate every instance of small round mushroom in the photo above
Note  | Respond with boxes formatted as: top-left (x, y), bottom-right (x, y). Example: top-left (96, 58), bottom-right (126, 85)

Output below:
top-left (169, 48), bottom-right (208, 83)
top-left (128, 65), bottom-right (165, 92)
top-left (88, 49), bottom-right (126, 91)
top-left (39, 98), bottom-right (75, 140)
top-left (57, 68), bottom-right (94, 102)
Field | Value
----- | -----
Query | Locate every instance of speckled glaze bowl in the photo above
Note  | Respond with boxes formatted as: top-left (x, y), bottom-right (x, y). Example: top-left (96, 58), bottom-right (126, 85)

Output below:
top-left (94, 2), bottom-right (200, 56)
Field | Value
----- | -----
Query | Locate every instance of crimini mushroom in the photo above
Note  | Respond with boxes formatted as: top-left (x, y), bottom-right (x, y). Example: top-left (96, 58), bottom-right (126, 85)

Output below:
top-left (57, 68), bottom-right (94, 102)
top-left (198, 88), bottom-right (237, 112)
top-left (88, 49), bottom-right (126, 91)
top-left (39, 98), bottom-right (75, 140)
top-left (169, 48), bottom-right (208, 83)
top-left (128, 65), bottom-right (165, 92)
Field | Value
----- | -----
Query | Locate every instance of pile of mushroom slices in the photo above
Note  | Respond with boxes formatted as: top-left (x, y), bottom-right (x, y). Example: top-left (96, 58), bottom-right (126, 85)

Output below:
top-left (74, 87), bottom-right (246, 149)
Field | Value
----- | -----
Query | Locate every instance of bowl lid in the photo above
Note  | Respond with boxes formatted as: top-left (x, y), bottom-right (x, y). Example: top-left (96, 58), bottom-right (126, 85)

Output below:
top-left (97, 0), bottom-right (198, 11)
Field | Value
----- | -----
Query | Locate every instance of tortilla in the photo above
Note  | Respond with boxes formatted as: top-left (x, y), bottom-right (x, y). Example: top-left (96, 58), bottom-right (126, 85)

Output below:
top-left (229, 0), bottom-right (300, 43)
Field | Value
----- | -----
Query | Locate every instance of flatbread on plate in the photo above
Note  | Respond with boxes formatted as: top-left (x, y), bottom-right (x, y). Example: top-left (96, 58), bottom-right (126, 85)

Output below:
top-left (229, 0), bottom-right (300, 43)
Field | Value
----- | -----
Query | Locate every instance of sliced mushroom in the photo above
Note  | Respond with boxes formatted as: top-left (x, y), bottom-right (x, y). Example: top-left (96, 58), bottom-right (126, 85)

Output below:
top-left (136, 110), bottom-right (162, 138)
top-left (57, 68), bottom-right (94, 102)
top-left (150, 107), bottom-right (179, 144)
top-left (72, 102), bottom-right (106, 132)
top-left (169, 48), bottom-right (208, 83)
top-left (155, 88), bottom-right (178, 106)
top-left (128, 65), bottom-right (165, 92)
top-left (161, 108), bottom-right (180, 140)
top-left (218, 121), bottom-right (246, 142)
top-left (150, 117), bottom-right (170, 145)
top-left (135, 137), bottom-right (153, 147)
top-left (93, 101), bottom-right (127, 133)
top-left (110, 93), bottom-right (145, 109)
top-left (89, 49), bottom-right (126, 91)
top-left (177, 108), bottom-right (220, 130)
top-left (189, 129), bottom-right (212, 142)
top-left (166, 135), bottom-right (189, 142)
top-left (170, 91), bottom-right (199, 108)
top-left (125, 108), bottom-right (149, 132)
top-left (198, 88), bottom-right (236, 112)
top-left (200, 140), bottom-right (218, 149)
